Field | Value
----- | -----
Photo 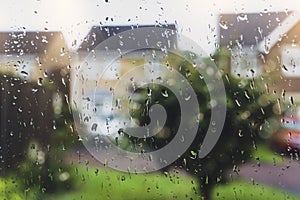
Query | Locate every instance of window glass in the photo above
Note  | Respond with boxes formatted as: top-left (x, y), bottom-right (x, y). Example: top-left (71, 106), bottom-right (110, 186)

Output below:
top-left (1, 1), bottom-right (300, 200)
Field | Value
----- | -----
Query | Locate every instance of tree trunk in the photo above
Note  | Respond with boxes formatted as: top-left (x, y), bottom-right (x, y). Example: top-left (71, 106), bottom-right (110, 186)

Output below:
top-left (199, 176), bottom-right (212, 200)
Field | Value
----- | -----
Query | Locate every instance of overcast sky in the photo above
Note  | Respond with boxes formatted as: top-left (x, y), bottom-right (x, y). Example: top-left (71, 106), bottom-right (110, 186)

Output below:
top-left (1, 0), bottom-right (299, 54)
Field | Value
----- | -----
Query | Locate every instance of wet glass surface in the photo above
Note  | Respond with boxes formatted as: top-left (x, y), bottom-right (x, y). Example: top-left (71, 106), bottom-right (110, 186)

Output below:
top-left (1, 1), bottom-right (300, 200)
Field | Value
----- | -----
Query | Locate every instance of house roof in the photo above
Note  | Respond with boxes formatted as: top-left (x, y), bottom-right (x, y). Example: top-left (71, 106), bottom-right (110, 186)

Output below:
top-left (77, 24), bottom-right (177, 52)
top-left (0, 31), bottom-right (66, 55)
top-left (257, 11), bottom-right (300, 53)
top-left (219, 12), bottom-right (292, 50)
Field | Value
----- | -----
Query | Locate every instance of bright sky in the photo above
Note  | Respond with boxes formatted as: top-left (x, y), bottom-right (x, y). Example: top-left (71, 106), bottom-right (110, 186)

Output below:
top-left (1, 0), bottom-right (300, 54)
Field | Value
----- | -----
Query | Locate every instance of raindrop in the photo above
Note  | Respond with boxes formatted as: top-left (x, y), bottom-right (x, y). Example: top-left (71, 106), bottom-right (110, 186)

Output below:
top-left (235, 99), bottom-right (241, 107)
top-left (292, 40), bottom-right (297, 47)
top-left (244, 91), bottom-right (250, 99)
top-left (60, 47), bottom-right (65, 56)
top-left (189, 150), bottom-right (197, 159)
top-left (72, 40), bottom-right (77, 47)
top-left (43, 71), bottom-right (48, 77)
top-left (161, 89), bottom-right (168, 98)
top-left (184, 94), bottom-right (191, 101)
top-left (263, 45), bottom-right (270, 54)
top-left (219, 20), bottom-right (228, 30)
top-left (21, 71), bottom-right (28, 77)
top-left (180, 136), bottom-right (184, 142)
top-left (115, 98), bottom-right (121, 109)
top-left (156, 41), bottom-right (162, 47)
top-left (238, 130), bottom-right (243, 137)
top-left (185, 70), bottom-right (192, 77)
top-left (61, 78), bottom-right (66, 86)
top-left (290, 96), bottom-right (294, 105)
top-left (121, 176), bottom-right (126, 182)
top-left (147, 88), bottom-right (152, 97)
top-left (237, 14), bottom-right (248, 21)
top-left (41, 36), bottom-right (48, 43)
top-left (282, 64), bottom-right (288, 71)
top-left (91, 123), bottom-right (98, 131)
top-left (282, 89), bottom-right (286, 100)
top-left (37, 78), bottom-right (43, 86)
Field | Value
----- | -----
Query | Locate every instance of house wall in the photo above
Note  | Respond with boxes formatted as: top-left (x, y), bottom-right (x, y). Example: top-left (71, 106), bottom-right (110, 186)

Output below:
top-left (70, 51), bottom-right (143, 112)
top-left (264, 21), bottom-right (300, 98)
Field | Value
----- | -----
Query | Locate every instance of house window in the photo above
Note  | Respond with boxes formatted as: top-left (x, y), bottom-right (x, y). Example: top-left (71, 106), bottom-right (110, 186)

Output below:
top-left (282, 47), bottom-right (300, 77)
top-left (230, 47), bottom-right (261, 78)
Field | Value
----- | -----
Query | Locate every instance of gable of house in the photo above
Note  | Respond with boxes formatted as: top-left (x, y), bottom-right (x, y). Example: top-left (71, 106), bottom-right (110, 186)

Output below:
top-left (0, 31), bottom-right (70, 79)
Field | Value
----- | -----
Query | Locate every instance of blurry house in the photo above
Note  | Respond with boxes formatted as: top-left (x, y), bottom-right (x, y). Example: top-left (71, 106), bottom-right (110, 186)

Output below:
top-left (219, 11), bottom-right (291, 78)
top-left (71, 24), bottom-right (177, 109)
top-left (0, 27), bottom-right (70, 99)
top-left (218, 11), bottom-right (300, 103)
top-left (0, 31), bottom-right (70, 95)
top-left (259, 12), bottom-right (300, 97)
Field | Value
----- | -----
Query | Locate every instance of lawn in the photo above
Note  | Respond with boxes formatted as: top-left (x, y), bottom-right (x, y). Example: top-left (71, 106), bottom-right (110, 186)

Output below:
top-left (252, 143), bottom-right (284, 164)
top-left (44, 166), bottom-right (199, 200)
top-left (42, 165), bottom-right (300, 200)
top-left (3, 144), bottom-right (299, 200)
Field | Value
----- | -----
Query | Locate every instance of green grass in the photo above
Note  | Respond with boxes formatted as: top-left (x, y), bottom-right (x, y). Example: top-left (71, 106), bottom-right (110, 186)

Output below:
top-left (41, 164), bottom-right (300, 200)
top-left (44, 166), bottom-right (199, 200)
top-left (252, 144), bottom-right (284, 164)
top-left (41, 144), bottom-right (296, 200)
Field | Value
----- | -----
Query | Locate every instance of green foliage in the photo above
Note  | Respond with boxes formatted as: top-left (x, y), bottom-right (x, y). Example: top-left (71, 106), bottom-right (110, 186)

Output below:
top-left (0, 73), bottom-right (79, 196)
top-left (0, 177), bottom-right (23, 200)
top-left (16, 102), bottom-right (79, 194)
top-left (129, 51), bottom-right (280, 198)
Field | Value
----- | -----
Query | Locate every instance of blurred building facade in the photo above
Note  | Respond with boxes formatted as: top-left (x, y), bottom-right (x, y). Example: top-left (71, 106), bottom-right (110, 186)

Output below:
top-left (218, 11), bottom-right (300, 104)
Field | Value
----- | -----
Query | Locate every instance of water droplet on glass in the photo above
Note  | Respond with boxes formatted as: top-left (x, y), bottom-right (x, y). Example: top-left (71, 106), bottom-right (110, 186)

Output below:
top-left (121, 176), bottom-right (125, 182)
top-left (161, 89), bottom-right (168, 98)
top-left (61, 78), bottom-right (66, 86)
top-left (21, 71), bottom-right (28, 77)
top-left (264, 45), bottom-right (270, 54)
top-left (219, 20), bottom-right (228, 30)
top-left (238, 130), bottom-right (243, 137)
top-left (184, 94), bottom-right (191, 101)
top-left (234, 99), bottom-right (241, 107)
top-left (147, 88), bottom-right (152, 97)
top-left (237, 14), bottom-right (248, 21)
top-left (37, 78), bottom-right (43, 86)
top-left (91, 123), bottom-right (98, 131)
top-left (60, 47), bottom-right (65, 56)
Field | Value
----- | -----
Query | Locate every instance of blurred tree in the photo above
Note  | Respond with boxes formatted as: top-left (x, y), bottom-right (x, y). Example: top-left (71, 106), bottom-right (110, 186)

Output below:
top-left (129, 49), bottom-right (280, 200)
top-left (0, 72), bottom-right (79, 196)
